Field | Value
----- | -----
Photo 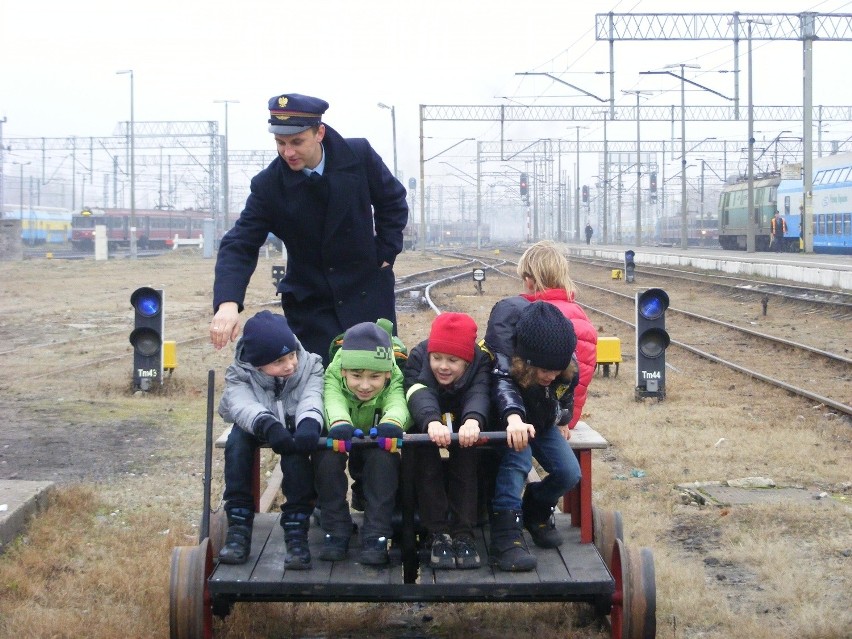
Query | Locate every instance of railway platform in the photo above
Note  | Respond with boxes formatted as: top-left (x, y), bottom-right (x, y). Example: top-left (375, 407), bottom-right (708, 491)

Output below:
top-left (0, 480), bottom-right (54, 554)
top-left (565, 244), bottom-right (852, 291)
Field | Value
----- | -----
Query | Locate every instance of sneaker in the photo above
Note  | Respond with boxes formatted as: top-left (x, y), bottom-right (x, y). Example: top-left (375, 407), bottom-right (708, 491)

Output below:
top-left (452, 534), bottom-right (481, 570)
top-left (359, 536), bottom-right (389, 566)
top-left (429, 533), bottom-right (455, 570)
top-left (318, 534), bottom-right (350, 562)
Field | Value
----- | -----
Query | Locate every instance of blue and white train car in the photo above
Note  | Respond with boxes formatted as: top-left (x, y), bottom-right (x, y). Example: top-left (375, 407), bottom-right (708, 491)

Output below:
top-left (776, 153), bottom-right (852, 254)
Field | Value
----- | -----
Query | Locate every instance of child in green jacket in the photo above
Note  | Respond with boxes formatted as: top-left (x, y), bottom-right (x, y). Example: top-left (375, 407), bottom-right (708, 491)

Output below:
top-left (315, 320), bottom-right (410, 566)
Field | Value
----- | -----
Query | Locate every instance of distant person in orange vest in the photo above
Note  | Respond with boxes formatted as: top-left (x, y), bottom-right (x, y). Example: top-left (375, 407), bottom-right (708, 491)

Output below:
top-left (771, 210), bottom-right (787, 253)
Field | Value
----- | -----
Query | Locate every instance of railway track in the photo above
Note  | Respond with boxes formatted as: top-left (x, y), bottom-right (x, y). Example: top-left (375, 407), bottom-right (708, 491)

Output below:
top-left (452, 249), bottom-right (852, 417)
top-left (568, 254), bottom-right (852, 314)
top-left (577, 282), bottom-right (851, 416)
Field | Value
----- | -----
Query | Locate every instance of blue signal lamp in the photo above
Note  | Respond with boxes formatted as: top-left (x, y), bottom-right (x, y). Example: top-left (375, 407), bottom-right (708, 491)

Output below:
top-left (635, 288), bottom-right (670, 400)
top-left (130, 287), bottom-right (164, 391)
top-left (624, 250), bottom-right (636, 283)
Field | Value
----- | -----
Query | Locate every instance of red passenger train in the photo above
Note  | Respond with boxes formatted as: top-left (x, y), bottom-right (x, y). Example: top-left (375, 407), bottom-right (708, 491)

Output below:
top-left (71, 207), bottom-right (210, 250)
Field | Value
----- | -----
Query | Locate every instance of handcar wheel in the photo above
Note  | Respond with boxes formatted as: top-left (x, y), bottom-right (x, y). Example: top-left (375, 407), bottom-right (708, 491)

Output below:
top-left (169, 538), bottom-right (214, 639)
top-left (206, 509), bottom-right (228, 560)
top-left (609, 539), bottom-right (656, 639)
top-left (592, 506), bottom-right (623, 570)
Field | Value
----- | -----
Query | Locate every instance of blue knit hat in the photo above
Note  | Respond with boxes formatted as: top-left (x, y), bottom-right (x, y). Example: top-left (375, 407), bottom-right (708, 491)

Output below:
top-left (340, 321), bottom-right (394, 371)
top-left (241, 311), bottom-right (298, 367)
top-left (515, 302), bottom-right (576, 371)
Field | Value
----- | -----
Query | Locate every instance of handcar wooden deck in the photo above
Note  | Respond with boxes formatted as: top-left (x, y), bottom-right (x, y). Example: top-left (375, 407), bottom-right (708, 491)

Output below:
top-left (170, 372), bottom-right (656, 639)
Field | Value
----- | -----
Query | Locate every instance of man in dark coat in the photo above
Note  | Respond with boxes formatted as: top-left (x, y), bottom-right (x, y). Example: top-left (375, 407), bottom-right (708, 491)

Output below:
top-left (210, 93), bottom-right (408, 363)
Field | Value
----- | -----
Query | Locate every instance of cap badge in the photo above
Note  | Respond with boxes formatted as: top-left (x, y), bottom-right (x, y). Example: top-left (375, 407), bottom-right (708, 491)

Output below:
top-left (275, 96), bottom-right (290, 120)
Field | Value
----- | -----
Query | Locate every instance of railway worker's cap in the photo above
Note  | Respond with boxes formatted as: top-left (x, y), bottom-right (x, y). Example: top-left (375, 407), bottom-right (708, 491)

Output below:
top-left (268, 93), bottom-right (329, 135)
top-left (515, 301), bottom-right (577, 371)
top-left (340, 321), bottom-right (394, 372)
top-left (428, 312), bottom-right (478, 363)
top-left (241, 310), bottom-right (298, 367)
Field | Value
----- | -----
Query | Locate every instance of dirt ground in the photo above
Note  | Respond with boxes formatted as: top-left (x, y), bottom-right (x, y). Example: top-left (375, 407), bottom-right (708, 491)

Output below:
top-left (0, 247), bottom-right (849, 639)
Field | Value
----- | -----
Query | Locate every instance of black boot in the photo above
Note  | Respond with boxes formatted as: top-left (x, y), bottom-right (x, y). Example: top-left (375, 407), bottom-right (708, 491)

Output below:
top-left (522, 491), bottom-right (563, 549)
top-left (218, 507), bottom-right (253, 565)
top-left (488, 510), bottom-right (536, 572)
top-left (282, 512), bottom-right (312, 570)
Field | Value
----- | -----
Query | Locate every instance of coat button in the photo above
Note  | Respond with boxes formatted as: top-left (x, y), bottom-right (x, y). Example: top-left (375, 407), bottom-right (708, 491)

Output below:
top-left (337, 300), bottom-right (343, 306)
top-left (360, 291), bottom-right (367, 297)
top-left (328, 267), bottom-right (335, 273)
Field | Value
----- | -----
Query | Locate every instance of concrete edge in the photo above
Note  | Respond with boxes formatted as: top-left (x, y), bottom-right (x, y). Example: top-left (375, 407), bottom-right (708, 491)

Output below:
top-left (0, 480), bottom-right (55, 554)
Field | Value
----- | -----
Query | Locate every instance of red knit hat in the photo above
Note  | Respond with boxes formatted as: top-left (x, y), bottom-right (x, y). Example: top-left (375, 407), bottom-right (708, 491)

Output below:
top-left (427, 312), bottom-right (477, 362)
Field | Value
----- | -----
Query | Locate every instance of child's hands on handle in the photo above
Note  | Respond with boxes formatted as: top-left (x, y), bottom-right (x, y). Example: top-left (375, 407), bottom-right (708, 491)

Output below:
top-left (427, 421), bottom-right (451, 447)
top-left (457, 419), bottom-right (481, 448)
top-left (257, 414), bottom-right (294, 455)
top-left (505, 414), bottom-right (535, 451)
top-left (294, 417), bottom-right (322, 453)
top-left (374, 422), bottom-right (404, 452)
top-left (327, 422), bottom-right (364, 453)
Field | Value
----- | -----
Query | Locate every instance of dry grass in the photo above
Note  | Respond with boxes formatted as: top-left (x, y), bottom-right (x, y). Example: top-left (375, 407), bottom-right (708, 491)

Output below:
top-left (0, 249), bottom-right (849, 638)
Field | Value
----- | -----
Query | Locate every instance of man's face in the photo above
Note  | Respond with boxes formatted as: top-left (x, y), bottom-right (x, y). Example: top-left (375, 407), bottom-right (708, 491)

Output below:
top-left (274, 124), bottom-right (325, 171)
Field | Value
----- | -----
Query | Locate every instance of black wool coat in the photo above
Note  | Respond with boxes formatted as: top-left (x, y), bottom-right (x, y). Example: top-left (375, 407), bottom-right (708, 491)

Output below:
top-left (214, 125), bottom-right (408, 361)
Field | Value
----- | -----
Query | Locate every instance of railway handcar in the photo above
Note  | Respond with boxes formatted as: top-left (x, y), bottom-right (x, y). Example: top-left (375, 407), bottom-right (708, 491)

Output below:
top-left (1, 206), bottom-right (72, 245)
top-left (71, 207), bottom-right (209, 250)
top-left (717, 175), bottom-right (781, 251)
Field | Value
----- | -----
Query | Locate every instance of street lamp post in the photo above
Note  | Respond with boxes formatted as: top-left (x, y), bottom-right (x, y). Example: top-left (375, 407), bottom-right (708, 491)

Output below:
top-left (592, 111), bottom-right (610, 244)
top-left (622, 90), bottom-right (651, 247)
top-left (573, 126), bottom-right (587, 242)
top-left (377, 103), bottom-right (398, 179)
top-left (664, 63), bottom-right (701, 249)
top-left (745, 19), bottom-right (770, 253)
top-left (214, 99), bottom-right (239, 235)
top-left (12, 161), bottom-right (31, 221)
top-left (116, 69), bottom-right (136, 259)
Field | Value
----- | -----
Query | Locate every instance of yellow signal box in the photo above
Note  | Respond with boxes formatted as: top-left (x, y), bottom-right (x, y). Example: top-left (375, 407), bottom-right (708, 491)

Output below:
top-left (596, 337), bottom-right (622, 377)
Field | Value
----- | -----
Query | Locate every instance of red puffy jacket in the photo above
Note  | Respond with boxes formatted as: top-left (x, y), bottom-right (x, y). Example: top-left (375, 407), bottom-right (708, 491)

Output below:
top-left (521, 289), bottom-right (597, 428)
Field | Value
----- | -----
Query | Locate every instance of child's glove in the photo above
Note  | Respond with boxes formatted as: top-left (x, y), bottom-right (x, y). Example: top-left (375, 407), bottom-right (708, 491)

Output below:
top-left (327, 422), bottom-right (364, 453)
top-left (373, 422), bottom-right (404, 452)
top-left (294, 417), bottom-right (322, 453)
top-left (256, 414), bottom-right (294, 455)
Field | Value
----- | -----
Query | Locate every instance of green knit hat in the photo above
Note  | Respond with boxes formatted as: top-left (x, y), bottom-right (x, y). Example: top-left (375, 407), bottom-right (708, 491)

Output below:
top-left (339, 320), bottom-right (394, 371)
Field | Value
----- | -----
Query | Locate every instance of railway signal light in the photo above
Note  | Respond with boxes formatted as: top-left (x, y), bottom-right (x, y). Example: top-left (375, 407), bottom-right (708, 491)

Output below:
top-left (649, 172), bottom-right (657, 200)
top-left (519, 173), bottom-right (529, 197)
top-left (129, 287), bottom-right (164, 391)
top-left (624, 250), bottom-right (636, 283)
top-left (635, 288), bottom-right (670, 400)
top-left (582, 185), bottom-right (589, 203)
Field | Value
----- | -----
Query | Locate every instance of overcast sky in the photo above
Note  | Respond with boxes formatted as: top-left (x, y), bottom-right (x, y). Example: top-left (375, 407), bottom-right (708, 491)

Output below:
top-left (2, 0), bottom-right (852, 194)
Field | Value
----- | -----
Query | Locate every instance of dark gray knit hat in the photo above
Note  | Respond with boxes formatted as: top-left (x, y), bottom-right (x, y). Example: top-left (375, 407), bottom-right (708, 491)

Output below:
top-left (515, 301), bottom-right (577, 371)
top-left (340, 321), bottom-right (394, 371)
top-left (241, 310), bottom-right (298, 367)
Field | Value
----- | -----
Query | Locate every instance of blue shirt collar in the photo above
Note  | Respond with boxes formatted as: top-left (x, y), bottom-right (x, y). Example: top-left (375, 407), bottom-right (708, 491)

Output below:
top-left (302, 143), bottom-right (326, 177)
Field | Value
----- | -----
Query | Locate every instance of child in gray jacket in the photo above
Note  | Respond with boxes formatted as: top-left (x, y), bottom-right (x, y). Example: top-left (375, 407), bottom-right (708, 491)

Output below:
top-left (217, 310), bottom-right (324, 569)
